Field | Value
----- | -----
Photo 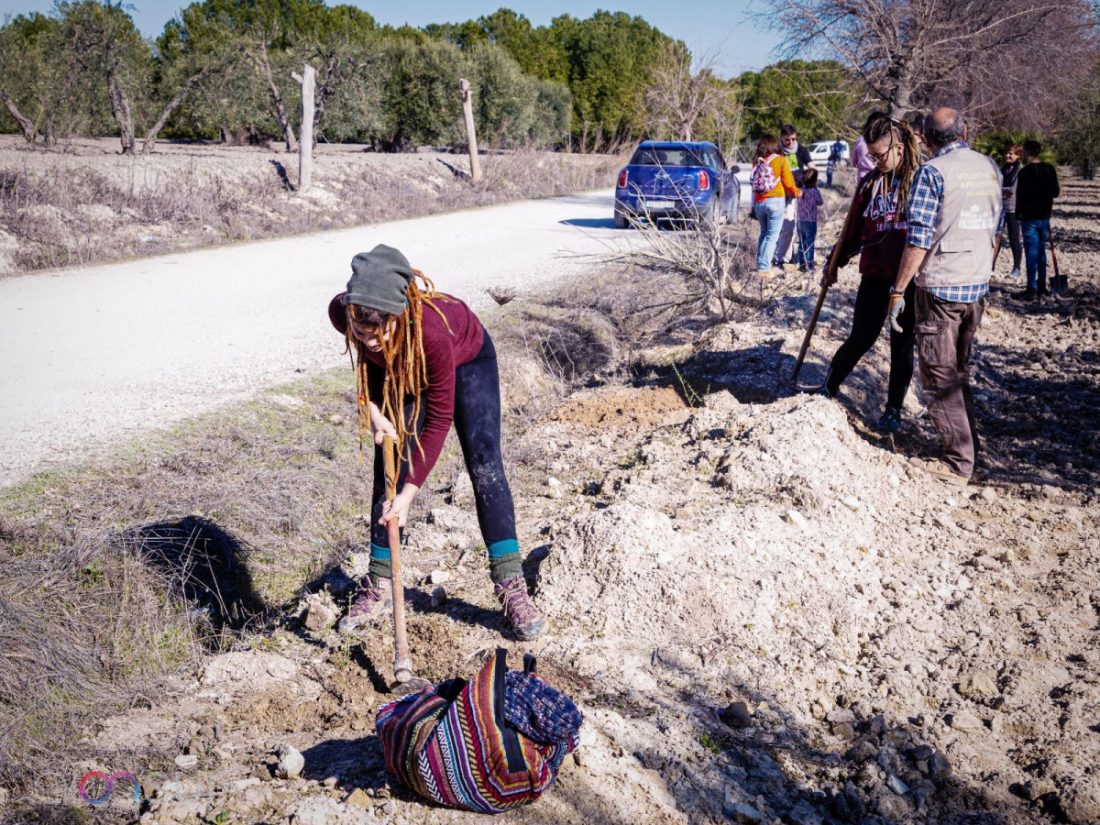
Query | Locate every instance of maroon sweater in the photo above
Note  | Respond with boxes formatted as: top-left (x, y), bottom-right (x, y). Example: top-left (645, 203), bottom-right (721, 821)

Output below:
top-left (835, 172), bottom-right (908, 283)
top-left (328, 292), bottom-right (485, 486)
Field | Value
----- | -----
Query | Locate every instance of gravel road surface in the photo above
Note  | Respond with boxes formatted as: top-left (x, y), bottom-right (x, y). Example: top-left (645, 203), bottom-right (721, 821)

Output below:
top-left (0, 189), bottom-right (625, 487)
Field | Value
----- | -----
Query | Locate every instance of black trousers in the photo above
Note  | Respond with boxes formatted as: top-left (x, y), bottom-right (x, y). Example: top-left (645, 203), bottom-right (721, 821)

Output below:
top-left (825, 276), bottom-right (916, 410)
top-left (1004, 213), bottom-right (1023, 269)
top-left (370, 331), bottom-right (518, 561)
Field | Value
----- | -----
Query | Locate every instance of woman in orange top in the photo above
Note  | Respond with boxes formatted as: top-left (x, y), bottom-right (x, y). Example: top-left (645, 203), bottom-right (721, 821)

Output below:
top-left (751, 134), bottom-right (801, 273)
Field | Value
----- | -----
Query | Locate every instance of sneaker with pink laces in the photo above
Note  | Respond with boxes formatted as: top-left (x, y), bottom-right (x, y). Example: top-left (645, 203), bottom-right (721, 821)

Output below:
top-left (494, 575), bottom-right (546, 640)
top-left (338, 575), bottom-right (392, 633)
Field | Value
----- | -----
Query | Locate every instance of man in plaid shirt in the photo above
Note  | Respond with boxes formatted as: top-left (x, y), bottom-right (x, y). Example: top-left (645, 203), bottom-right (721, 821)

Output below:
top-left (887, 107), bottom-right (1004, 484)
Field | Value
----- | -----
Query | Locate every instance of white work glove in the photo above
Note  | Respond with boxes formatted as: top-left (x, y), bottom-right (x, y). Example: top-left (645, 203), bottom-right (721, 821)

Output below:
top-left (888, 290), bottom-right (905, 333)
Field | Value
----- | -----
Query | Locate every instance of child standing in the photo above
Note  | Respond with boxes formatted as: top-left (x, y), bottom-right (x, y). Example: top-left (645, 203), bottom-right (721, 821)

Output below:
top-left (796, 168), bottom-right (824, 274)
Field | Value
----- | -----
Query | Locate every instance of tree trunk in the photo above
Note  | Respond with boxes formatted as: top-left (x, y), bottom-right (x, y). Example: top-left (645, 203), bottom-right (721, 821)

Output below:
top-left (890, 63), bottom-right (915, 119)
top-left (313, 53), bottom-right (339, 144)
top-left (142, 61), bottom-right (229, 154)
top-left (251, 46), bottom-right (296, 152)
top-left (1, 90), bottom-right (38, 144)
top-left (107, 70), bottom-right (136, 155)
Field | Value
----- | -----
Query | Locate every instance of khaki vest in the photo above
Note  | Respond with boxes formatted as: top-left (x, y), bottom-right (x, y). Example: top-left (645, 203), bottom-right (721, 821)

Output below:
top-left (917, 148), bottom-right (1003, 289)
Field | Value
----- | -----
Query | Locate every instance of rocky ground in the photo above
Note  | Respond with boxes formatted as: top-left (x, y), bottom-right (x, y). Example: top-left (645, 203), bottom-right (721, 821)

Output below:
top-left (9, 172), bottom-right (1099, 825)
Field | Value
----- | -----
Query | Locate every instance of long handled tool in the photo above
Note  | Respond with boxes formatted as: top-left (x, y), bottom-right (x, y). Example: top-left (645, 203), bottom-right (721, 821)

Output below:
top-left (381, 436), bottom-right (428, 693)
top-left (791, 181), bottom-right (865, 385)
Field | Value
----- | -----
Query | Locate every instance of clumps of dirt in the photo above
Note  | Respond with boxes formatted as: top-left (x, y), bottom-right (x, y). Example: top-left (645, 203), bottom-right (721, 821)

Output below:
top-left (553, 385), bottom-right (688, 429)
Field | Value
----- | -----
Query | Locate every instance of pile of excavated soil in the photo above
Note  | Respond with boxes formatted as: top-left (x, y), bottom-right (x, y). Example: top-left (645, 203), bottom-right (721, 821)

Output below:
top-left (59, 171), bottom-right (1100, 825)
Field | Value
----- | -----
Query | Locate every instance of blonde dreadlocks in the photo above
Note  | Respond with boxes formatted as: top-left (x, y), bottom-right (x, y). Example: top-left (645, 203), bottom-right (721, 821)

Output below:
top-left (342, 269), bottom-right (451, 470)
top-left (863, 114), bottom-right (923, 219)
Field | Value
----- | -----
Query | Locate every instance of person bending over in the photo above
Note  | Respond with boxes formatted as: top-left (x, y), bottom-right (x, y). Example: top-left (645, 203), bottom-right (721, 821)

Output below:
top-left (329, 244), bottom-right (545, 640)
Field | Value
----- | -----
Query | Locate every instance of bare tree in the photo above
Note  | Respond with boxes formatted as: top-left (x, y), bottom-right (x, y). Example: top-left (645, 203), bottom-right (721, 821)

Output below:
top-left (761, 0), bottom-right (1099, 126)
top-left (642, 43), bottom-right (726, 140)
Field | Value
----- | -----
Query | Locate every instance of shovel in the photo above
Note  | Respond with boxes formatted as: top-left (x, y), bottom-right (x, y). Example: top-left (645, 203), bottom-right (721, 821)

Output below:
top-left (381, 435), bottom-right (430, 695)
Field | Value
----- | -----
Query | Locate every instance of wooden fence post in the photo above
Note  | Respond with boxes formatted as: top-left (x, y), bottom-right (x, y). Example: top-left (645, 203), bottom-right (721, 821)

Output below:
top-left (459, 78), bottom-right (482, 183)
top-left (293, 64), bottom-right (316, 191)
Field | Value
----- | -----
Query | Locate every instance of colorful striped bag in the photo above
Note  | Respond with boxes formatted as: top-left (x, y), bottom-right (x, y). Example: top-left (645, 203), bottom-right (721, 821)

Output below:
top-left (375, 649), bottom-right (581, 814)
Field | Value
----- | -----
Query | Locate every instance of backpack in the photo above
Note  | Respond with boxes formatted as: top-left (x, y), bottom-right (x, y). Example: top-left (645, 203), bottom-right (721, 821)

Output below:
top-left (376, 649), bottom-right (582, 814)
top-left (751, 154), bottom-right (781, 193)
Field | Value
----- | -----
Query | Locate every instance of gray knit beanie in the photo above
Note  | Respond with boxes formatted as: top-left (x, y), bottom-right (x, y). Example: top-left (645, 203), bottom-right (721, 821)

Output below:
top-left (346, 244), bottom-right (414, 316)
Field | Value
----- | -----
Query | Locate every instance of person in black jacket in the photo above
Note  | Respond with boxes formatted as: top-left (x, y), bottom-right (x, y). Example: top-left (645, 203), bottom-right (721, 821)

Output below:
top-left (1012, 140), bottom-right (1060, 300)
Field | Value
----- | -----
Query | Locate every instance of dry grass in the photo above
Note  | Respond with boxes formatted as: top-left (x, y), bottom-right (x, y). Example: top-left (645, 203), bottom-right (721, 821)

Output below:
top-left (0, 370), bottom-right (376, 800)
top-left (0, 143), bottom-right (621, 276)
top-left (0, 517), bottom-right (202, 799)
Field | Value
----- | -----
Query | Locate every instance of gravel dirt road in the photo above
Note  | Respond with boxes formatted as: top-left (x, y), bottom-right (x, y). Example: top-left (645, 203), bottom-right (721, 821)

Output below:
top-left (0, 189), bottom-right (624, 487)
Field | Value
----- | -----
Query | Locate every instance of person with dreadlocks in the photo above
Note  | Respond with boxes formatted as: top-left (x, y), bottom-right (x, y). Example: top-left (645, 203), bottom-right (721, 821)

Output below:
top-left (816, 114), bottom-right (922, 434)
top-left (327, 244), bottom-right (545, 640)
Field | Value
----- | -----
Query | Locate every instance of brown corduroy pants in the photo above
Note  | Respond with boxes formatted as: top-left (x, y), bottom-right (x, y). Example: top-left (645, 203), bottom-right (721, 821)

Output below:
top-left (914, 289), bottom-right (985, 478)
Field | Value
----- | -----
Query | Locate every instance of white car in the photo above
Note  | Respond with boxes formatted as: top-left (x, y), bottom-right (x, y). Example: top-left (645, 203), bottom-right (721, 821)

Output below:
top-left (809, 140), bottom-right (851, 165)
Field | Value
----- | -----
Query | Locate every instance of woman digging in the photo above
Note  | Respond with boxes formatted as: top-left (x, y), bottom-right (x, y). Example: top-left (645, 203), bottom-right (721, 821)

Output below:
top-left (816, 114), bottom-right (921, 434)
top-left (328, 244), bottom-right (545, 640)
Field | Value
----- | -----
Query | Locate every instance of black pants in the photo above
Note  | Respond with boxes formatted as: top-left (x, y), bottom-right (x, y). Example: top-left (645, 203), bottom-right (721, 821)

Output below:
top-left (369, 331), bottom-right (520, 580)
top-left (825, 276), bottom-right (916, 410)
top-left (1004, 213), bottom-right (1023, 270)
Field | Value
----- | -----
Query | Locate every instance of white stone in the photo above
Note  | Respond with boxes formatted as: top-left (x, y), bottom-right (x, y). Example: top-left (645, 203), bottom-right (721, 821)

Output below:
top-left (785, 509), bottom-right (809, 531)
top-left (276, 744), bottom-right (304, 779)
top-left (174, 754), bottom-right (198, 770)
top-left (429, 569), bottom-right (450, 585)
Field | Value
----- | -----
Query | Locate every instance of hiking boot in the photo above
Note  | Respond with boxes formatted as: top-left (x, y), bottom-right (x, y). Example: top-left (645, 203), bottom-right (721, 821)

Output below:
top-left (337, 575), bottom-right (391, 633)
top-left (877, 407), bottom-right (903, 434)
top-left (495, 576), bottom-right (546, 640)
top-left (1009, 267), bottom-right (1021, 279)
top-left (1012, 288), bottom-right (1036, 301)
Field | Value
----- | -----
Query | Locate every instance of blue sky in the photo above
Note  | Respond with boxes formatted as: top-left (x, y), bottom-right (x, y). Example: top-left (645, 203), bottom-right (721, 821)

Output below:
top-left (0, 0), bottom-right (782, 77)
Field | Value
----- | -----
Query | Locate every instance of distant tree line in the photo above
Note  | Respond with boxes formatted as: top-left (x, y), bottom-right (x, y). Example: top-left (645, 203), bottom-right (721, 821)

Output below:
top-left (0, 2), bottom-right (680, 153)
top-left (2, 2), bottom-right (1096, 162)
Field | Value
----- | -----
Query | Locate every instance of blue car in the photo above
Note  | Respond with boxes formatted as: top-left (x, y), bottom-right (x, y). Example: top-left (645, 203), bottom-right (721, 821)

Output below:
top-left (614, 140), bottom-right (741, 229)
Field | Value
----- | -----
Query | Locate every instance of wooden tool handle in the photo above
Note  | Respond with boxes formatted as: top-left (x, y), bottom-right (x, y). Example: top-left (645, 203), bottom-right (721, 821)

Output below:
top-left (389, 518), bottom-right (411, 683)
top-left (382, 436), bottom-right (412, 684)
